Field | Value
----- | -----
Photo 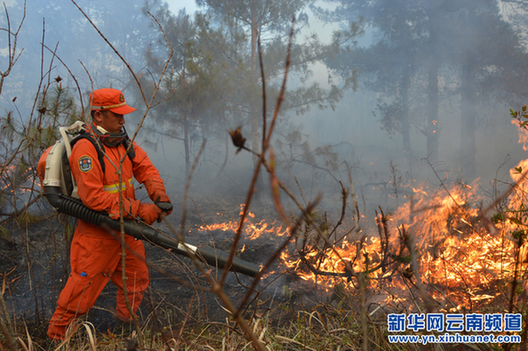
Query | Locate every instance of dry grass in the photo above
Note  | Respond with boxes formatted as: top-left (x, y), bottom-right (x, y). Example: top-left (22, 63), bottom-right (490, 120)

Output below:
top-left (2, 4), bottom-right (528, 351)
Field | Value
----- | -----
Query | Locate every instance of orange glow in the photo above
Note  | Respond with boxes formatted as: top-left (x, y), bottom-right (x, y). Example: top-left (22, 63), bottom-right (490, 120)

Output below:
top-left (198, 205), bottom-right (289, 241)
top-left (513, 119), bottom-right (528, 151)
top-left (195, 159), bottom-right (528, 311)
top-left (1, 163), bottom-right (36, 194)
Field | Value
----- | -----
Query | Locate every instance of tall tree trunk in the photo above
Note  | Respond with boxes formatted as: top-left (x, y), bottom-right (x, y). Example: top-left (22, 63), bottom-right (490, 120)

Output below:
top-left (249, 0), bottom-right (264, 196)
top-left (401, 65), bottom-right (412, 156)
top-left (460, 61), bottom-right (477, 179)
top-left (427, 58), bottom-right (439, 162)
top-left (250, 0), bottom-right (260, 164)
top-left (426, 7), bottom-right (441, 162)
top-left (184, 113), bottom-right (190, 175)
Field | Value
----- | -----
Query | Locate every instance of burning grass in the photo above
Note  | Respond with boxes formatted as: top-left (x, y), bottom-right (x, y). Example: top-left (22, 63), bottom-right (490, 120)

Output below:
top-left (164, 159), bottom-right (528, 349)
top-left (6, 151), bottom-right (528, 351)
top-left (6, 161), bottom-right (528, 350)
top-left (4, 14), bottom-right (528, 351)
top-left (278, 175), bottom-right (522, 315)
top-left (192, 156), bottom-right (528, 348)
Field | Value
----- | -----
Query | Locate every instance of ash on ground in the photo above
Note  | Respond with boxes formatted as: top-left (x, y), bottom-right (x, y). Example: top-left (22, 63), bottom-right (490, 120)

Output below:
top-left (0, 204), bottom-right (331, 342)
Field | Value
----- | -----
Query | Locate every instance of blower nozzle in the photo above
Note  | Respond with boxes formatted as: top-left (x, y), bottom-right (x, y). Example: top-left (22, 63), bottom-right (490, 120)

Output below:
top-left (43, 187), bottom-right (261, 277)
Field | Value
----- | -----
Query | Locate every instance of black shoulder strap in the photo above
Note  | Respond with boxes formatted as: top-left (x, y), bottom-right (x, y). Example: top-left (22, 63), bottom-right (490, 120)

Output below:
top-left (70, 131), bottom-right (107, 173)
top-left (123, 134), bottom-right (136, 159)
top-left (70, 130), bottom-right (136, 174)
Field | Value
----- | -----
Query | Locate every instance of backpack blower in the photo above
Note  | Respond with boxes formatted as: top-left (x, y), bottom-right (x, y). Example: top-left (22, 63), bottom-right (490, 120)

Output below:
top-left (38, 121), bottom-right (260, 277)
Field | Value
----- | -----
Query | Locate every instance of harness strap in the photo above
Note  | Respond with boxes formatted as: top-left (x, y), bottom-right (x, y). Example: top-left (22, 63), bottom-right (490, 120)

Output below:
top-left (70, 130), bottom-right (136, 174)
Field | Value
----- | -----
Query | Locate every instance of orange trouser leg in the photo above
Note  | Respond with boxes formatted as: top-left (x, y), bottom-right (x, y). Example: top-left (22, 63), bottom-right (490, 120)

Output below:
top-left (48, 233), bottom-right (117, 340)
top-left (111, 236), bottom-right (149, 321)
top-left (47, 269), bottom-right (111, 340)
top-left (48, 232), bottom-right (149, 340)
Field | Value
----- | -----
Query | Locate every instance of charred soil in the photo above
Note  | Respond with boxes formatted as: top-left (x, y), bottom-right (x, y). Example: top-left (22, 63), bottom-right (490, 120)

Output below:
top-left (0, 194), bottom-right (322, 345)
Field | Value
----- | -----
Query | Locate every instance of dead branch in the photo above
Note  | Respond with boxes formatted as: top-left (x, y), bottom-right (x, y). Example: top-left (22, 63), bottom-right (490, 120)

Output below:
top-left (0, 1), bottom-right (25, 96)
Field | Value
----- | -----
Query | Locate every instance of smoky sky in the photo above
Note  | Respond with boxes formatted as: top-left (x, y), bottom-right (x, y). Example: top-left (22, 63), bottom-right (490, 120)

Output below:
top-left (1, 0), bottom-right (527, 217)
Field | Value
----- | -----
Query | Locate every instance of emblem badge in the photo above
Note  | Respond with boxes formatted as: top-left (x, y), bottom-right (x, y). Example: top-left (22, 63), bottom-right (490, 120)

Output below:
top-left (78, 155), bottom-right (93, 173)
top-left (119, 94), bottom-right (124, 102)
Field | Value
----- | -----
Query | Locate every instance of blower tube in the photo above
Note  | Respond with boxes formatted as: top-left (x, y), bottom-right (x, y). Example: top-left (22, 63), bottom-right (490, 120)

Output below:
top-left (43, 187), bottom-right (260, 277)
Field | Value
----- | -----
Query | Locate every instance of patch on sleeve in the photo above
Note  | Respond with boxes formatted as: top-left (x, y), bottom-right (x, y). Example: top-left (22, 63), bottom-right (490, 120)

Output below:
top-left (78, 155), bottom-right (93, 173)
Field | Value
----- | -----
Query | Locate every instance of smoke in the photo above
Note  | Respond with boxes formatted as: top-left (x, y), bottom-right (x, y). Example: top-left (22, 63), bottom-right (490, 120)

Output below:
top-left (0, 0), bottom-right (525, 219)
top-left (5, 3), bottom-right (528, 342)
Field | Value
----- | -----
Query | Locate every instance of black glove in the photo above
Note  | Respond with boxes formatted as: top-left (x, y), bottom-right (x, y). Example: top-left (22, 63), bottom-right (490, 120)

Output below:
top-left (155, 196), bottom-right (173, 222)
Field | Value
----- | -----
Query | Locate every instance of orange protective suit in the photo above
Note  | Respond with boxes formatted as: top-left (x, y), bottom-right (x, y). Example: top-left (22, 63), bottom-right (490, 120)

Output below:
top-left (47, 127), bottom-right (169, 341)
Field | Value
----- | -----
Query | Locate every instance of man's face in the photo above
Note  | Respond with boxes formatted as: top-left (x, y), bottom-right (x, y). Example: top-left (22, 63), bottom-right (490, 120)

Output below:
top-left (94, 110), bottom-right (125, 133)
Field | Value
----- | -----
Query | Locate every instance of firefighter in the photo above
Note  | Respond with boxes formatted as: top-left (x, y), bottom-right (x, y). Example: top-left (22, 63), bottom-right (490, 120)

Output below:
top-left (47, 88), bottom-right (172, 341)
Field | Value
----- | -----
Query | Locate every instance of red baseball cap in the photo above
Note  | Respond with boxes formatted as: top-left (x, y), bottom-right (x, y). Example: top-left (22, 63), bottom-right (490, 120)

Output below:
top-left (89, 88), bottom-right (136, 115)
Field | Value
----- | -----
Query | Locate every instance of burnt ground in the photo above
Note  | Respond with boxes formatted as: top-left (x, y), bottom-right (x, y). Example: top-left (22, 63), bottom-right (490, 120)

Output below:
top-left (0, 193), bottom-right (331, 344)
top-left (2, 187), bottom-right (510, 350)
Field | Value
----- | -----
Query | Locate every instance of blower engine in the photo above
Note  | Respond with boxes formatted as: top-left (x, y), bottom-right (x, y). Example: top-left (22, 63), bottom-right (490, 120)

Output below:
top-left (38, 121), bottom-right (260, 277)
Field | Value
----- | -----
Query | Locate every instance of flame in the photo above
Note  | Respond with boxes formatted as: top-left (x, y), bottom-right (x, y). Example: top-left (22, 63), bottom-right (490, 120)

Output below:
top-left (513, 119), bottom-right (528, 151)
top-left (195, 159), bottom-right (528, 311)
top-left (198, 205), bottom-right (289, 240)
top-left (1, 163), bottom-right (37, 194)
top-left (273, 178), bottom-right (518, 310)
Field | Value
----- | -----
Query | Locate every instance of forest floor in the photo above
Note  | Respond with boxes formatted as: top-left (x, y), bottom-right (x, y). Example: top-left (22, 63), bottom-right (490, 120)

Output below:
top-left (0, 189), bottom-right (334, 347)
top-left (1, 177), bottom-right (518, 351)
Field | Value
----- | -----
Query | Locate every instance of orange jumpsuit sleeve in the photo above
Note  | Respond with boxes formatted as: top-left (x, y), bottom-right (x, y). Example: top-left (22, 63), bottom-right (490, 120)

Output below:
top-left (130, 142), bottom-right (168, 202)
top-left (70, 139), bottom-right (141, 219)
